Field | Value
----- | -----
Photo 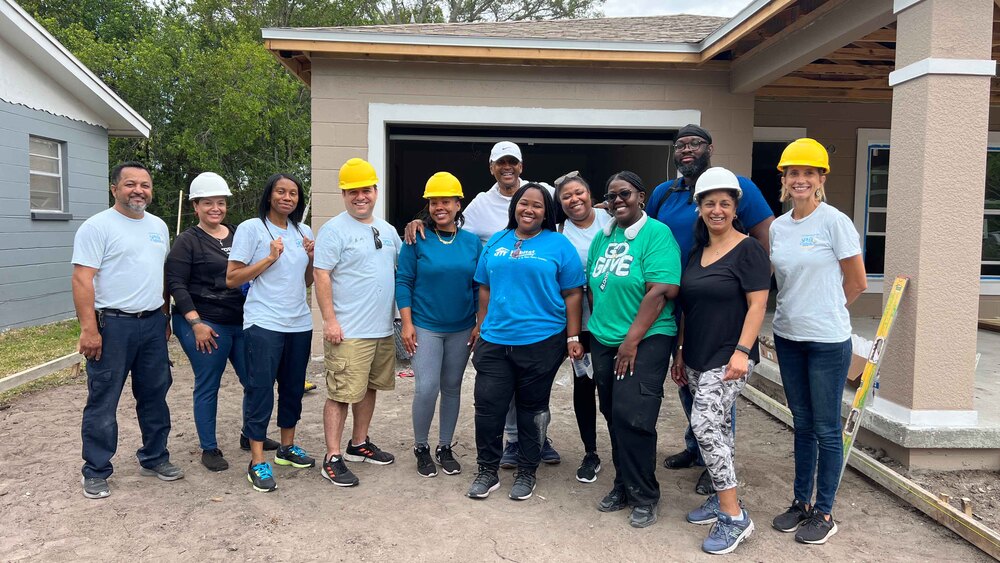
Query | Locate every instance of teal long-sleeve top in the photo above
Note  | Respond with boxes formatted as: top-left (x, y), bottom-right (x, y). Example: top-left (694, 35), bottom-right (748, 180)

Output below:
top-left (395, 228), bottom-right (482, 333)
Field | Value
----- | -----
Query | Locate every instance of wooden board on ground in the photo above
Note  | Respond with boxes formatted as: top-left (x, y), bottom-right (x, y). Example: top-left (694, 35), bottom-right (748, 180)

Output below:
top-left (0, 352), bottom-right (83, 394)
top-left (978, 318), bottom-right (1000, 333)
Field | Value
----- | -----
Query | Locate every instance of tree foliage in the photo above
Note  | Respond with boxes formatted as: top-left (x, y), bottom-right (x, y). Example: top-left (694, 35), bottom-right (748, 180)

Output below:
top-left (19, 0), bottom-right (602, 233)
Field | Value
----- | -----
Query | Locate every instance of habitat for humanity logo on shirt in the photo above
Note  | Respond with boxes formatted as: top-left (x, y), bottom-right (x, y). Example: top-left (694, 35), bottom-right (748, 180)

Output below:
top-left (148, 232), bottom-right (165, 244)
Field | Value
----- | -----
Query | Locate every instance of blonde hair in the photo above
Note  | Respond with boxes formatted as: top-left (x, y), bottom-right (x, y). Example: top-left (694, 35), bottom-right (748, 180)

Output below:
top-left (779, 168), bottom-right (827, 203)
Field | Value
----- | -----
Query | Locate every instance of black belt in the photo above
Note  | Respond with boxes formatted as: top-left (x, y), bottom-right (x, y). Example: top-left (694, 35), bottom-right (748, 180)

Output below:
top-left (99, 308), bottom-right (163, 318)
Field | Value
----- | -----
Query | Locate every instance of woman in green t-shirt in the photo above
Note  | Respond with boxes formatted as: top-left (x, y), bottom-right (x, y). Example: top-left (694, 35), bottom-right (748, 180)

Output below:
top-left (587, 171), bottom-right (682, 528)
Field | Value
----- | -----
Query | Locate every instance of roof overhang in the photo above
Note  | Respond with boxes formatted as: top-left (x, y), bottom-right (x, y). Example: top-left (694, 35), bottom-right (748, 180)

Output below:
top-left (0, 0), bottom-right (150, 137)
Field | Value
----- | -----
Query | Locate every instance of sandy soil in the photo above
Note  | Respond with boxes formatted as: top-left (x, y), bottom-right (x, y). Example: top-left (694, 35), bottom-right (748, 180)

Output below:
top-left (0, 341), bottom-right (992, 562)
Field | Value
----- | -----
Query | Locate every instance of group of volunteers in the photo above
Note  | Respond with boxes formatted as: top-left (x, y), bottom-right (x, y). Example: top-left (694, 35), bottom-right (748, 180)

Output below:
top-left (71, 124), bottom-right (867, 555)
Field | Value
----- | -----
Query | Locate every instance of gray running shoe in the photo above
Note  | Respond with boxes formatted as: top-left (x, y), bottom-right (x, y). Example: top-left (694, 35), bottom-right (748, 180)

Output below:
top-left (467, 465), bottom-right (500, 499)
top-left (139, 461), bottom-right (184, 481)
top-left (81, 476), bottom-right (110, 499)
top-left (509, 470), bottom-right (537, 500)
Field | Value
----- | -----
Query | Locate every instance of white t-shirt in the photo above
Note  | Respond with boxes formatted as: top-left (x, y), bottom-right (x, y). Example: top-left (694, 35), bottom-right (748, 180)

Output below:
top-left (769, 202), bottom-right (862, 343)
top-left (229, 217), bottom-right (314, 332)
top-left (561, 210), bottom-right (612, 331)
top-left (71, 208), bottom-right (169, 312)
top-left (314, 212), bottom-right (402, 338)
top-left (463, 180), bottom-right (555, 244)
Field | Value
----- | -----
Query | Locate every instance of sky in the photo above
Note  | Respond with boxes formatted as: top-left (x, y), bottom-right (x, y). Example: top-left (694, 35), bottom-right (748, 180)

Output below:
top-left (601, 0), bottom-right (754, 18)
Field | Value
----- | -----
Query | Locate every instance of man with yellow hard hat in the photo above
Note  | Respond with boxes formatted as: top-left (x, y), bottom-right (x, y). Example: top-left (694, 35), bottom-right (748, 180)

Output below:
top-left (314, 158), bottom-right (403, 487)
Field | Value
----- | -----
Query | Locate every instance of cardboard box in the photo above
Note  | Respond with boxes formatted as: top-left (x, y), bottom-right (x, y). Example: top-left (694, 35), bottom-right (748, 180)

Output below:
top-left (845, 353), bottom-right (868, 389)
top-left (758, 337), bottom-right (778, 363)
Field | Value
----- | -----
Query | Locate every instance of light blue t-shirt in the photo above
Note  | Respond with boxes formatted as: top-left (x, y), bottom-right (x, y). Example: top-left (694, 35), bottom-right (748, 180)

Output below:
top-left (314, 212), bottom-right (402, 339)
top-left (229, 217), bottom-right (313, 333)
top-left (475, 229), bottom-right (585, 346)
top-left (71, 208), bottom-right (169, 312)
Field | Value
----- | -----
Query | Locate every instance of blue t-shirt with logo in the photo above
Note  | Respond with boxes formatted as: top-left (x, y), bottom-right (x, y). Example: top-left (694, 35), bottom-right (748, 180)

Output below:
top-left (646, 175), bottom-right (773, 268)
top-left (474, 229), bottom-right (585, 346)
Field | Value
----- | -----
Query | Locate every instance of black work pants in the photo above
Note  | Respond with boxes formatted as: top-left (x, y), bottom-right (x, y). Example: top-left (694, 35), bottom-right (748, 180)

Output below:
top-left (473, 331), bottom-right (566, 472)
top-left (593, 333), bottom-right (674, 507)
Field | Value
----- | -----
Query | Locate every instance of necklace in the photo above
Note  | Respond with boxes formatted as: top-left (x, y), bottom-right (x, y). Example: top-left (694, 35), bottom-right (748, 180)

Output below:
top-left (199, 224), bottom-right (227, 247)
top-left (514, 229), bottom-right (542, 242)
top-left (434, 229), bottom-right (457, 245)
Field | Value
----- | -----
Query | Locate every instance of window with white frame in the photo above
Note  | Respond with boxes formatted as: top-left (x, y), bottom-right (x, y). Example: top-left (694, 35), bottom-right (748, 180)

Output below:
top-left (855, 128), bottom-right (1000, 277)
top-left (29, 136), bottom-right (64, 212)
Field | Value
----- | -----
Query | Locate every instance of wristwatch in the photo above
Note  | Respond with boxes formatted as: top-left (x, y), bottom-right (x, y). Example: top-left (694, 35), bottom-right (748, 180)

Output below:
top-left (735, 344), bottom-right (752, 356)
top-left (567, 335), bottom-right (580, 343)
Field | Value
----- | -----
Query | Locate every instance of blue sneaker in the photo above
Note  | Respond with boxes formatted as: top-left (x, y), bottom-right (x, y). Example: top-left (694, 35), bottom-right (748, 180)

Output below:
top-left (687, 494), bottom-right (721, 525)
top-left (499, 441), bottom-right (519, 469)
top-left (702, 510), bottom-right (754, 555)
top-left (540, 438), bottom-right (561, 465)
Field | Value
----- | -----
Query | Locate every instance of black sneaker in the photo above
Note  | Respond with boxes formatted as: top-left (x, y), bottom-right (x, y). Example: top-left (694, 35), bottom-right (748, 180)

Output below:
top-left (414, 445), bottom-right (438, 477)
top-left (696, 468), bottom-right (715, 495)
top-left (576, 452), bottom-right (601, 483)
top-left (467, 465), bottom-right (500, 499)
top-left (240, 434), bottom-right (281, 451)
top-left (540, 438), bottom-right (561, 464)
top-left (663, 448), bottom-right (699, 469)
top-left (509, 470), bottom-right (537, 500)
top-left (247, 461), bottom-right (277, 492)
top-left (499, 441), bottom-right (519, 469)
top-left (435, 444), bottom-right (462, 475)
top-left (344, 437), bottom-right (395, 465)
top-left (81, 476), bottom-right (110, 499)
top-left (795, 512), bottom-right (838, 544)
top-left (772, 499), bottom-right (812, 532)
top-left (598, 485), bottom-right (627, 512)
top-left (201, 449), bottom-right (229, 472)
top-left (321, 455), bottom-right (360, 487)
top-left (274, 444), bottom-right (316, 468)
top-left (630, 503), bottom-right (658, 528)
top-left (139, 461), bottom-right (184, 481)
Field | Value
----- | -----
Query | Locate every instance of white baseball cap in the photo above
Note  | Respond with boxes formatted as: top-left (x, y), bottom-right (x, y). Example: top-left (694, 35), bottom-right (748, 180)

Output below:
top-left (489, 141), bottom-right (522, 163)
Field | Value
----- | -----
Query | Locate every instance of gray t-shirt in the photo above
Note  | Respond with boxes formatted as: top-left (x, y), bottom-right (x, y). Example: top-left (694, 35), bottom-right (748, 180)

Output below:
top-left (229, 217), bottom-right (314, 332)
top-left (314, 212), bottom-right (402, 338)
top-left (71, 208), bottom-right (169, 312)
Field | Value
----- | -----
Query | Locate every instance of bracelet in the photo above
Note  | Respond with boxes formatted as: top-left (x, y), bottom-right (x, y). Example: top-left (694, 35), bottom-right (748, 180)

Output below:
top-left (735, 344), bottom-right (752, 356)
top-left (567, 335), bottom-right (580, 343)
top-left (187, 317), bottom-right (204, 327)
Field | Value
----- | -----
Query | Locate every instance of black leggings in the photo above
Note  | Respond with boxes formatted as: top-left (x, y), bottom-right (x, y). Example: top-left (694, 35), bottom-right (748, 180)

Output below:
top-left (573, 331), bottom-right (597, 453)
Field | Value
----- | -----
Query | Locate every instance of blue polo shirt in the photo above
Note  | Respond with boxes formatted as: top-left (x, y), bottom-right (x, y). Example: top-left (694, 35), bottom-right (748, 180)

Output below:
top-left (646, 175), bottom-right (773, 268)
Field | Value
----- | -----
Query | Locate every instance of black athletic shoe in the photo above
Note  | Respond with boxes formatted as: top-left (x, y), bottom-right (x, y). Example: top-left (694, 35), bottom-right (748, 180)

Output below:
top-left (321, 455), bottom-right (359, 487)
top-left (344, 437), bottom-right (395, 465)
top-left (772, 499), bottom-right (812, 532)
top-left (81, 476), bottom-right (110, 499)
top-left (540, 438), bottom-right (561, 464)
top-left (467, 465), bottom-right (500, 499)
top-left (414, 445), bottom-right (438, 478)
top-left (435, 444), bottom-right (462, 475)
top-left (509, 470), bottom-right (537, 500)
top-left (795, 513), bottom-right (838, 544)
top-left (630, 503), bottom-right (658, 528)
top-left (274, 444), bottom-right (315, 468)
top-left (663, 448), bottom-right (699, 469)
top-left (576, 452), bottom-right (601, 483)
top-left (240, 434), bottom-right (280, 451)
top-left (499, 441), bottom-right (519, 469)
top-left (201, 449), bottom-right (229, 472)
top-left (696, 468), bottom-right (715, 495)
top-left (598, 485), bottom-right (627, 512)
top-left (247, 462), bottom-right (277, 492)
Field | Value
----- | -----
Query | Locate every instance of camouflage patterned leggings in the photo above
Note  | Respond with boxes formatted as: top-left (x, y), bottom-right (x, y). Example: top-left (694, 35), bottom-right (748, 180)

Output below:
top-left (686, 362), bottom-right (753, 492)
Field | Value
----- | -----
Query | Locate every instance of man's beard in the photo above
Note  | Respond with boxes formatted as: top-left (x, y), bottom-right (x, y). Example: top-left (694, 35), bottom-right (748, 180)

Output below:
top-left (126, 200), bottom-right (148, 213)
top-left (677, 152), bottom-right (711, 179)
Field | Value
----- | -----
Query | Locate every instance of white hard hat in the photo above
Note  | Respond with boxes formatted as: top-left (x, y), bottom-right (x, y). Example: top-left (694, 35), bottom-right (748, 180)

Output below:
top-left (694, 167), bottom-right (742, 200)
top-left (188, 172), bottom-right (232, 200)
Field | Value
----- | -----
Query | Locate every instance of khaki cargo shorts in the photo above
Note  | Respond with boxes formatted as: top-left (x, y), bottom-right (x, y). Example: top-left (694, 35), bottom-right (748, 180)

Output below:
top-left (324, 336), bottom-right (396, 403)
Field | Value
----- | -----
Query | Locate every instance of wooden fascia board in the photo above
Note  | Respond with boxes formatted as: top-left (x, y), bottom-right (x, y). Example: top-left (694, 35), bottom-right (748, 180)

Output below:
top-left (698, 0), bottom-right (799, 63)
top-left (731, 0), bottom-right (895, 93)
top-left (264, 38), bottom-right (701, 66)
top-left (267, 46), bottom-right (311, 87)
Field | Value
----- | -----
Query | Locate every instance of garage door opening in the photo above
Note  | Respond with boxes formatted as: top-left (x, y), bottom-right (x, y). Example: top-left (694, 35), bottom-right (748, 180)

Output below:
top-left (385, 125), bottom-right (676, 229)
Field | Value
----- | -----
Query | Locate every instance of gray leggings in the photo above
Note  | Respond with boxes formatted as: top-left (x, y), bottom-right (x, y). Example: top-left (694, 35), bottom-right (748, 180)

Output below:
top-left (412, 326), bottom-right (473, 446)
top-left (687, 361), bottom-right (753, 492)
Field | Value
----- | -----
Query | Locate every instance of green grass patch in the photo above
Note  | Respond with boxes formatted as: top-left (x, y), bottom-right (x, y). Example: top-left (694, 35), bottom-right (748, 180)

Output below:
top-left (0, 320), bottom-right (84, 407)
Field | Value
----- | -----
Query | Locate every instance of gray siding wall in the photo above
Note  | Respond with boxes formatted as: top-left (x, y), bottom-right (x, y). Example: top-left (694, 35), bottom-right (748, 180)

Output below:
top-left (0, 99), bottom-right (109, 331)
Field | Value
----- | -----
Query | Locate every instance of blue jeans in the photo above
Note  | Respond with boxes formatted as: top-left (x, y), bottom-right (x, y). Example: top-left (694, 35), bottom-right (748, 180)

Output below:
top-left (172, 314), bottom-right (247, 451)
top-left (679, 384), bottom-right (736, 465)
top-left (242, 326), bottom-right (312, 441)
top-left (81, 311), bottom-right (172, 479)
top-left (774, 334), bottom-right (852, 515)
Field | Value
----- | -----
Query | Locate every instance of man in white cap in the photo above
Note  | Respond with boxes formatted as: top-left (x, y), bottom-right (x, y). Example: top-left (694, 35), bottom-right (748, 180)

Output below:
top-left (404, 141), bottom-right (559, 466)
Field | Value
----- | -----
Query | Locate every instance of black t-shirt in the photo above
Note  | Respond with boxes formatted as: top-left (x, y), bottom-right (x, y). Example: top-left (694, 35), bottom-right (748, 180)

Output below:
top-left (679, 237), bottom-right (770, 372)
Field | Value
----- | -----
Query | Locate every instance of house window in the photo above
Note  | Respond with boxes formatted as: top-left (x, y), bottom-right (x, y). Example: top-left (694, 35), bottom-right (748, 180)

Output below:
top-left (856, 130), bottom-right (1000, 277)
top-left (29, 136), bottom-right (65, 212)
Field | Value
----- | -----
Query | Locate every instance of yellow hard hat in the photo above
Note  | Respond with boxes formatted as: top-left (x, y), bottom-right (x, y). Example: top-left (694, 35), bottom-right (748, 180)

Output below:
top-left (422, 172), bottom-right (463, 199)
top-left (777, 138), bottom-right (830, 174)
top-left (339, 158), bottom-right (378, 191)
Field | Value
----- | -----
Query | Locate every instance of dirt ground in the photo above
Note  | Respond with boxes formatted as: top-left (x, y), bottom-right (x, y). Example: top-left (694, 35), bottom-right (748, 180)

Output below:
top-left (0, 341), bottom-right (993, 562)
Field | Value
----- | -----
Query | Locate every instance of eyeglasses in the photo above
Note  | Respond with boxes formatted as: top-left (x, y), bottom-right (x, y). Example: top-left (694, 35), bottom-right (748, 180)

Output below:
top-left (555, 170), bottom-right (580, 186)
top-left (511, 239), bottom-right (524, 259)
top-left (604, 189), bottom-right (634, 203)
top-left (372, 227), bottom-right (383, 250)
top-left (674, 139), bottom-right (708, 152)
